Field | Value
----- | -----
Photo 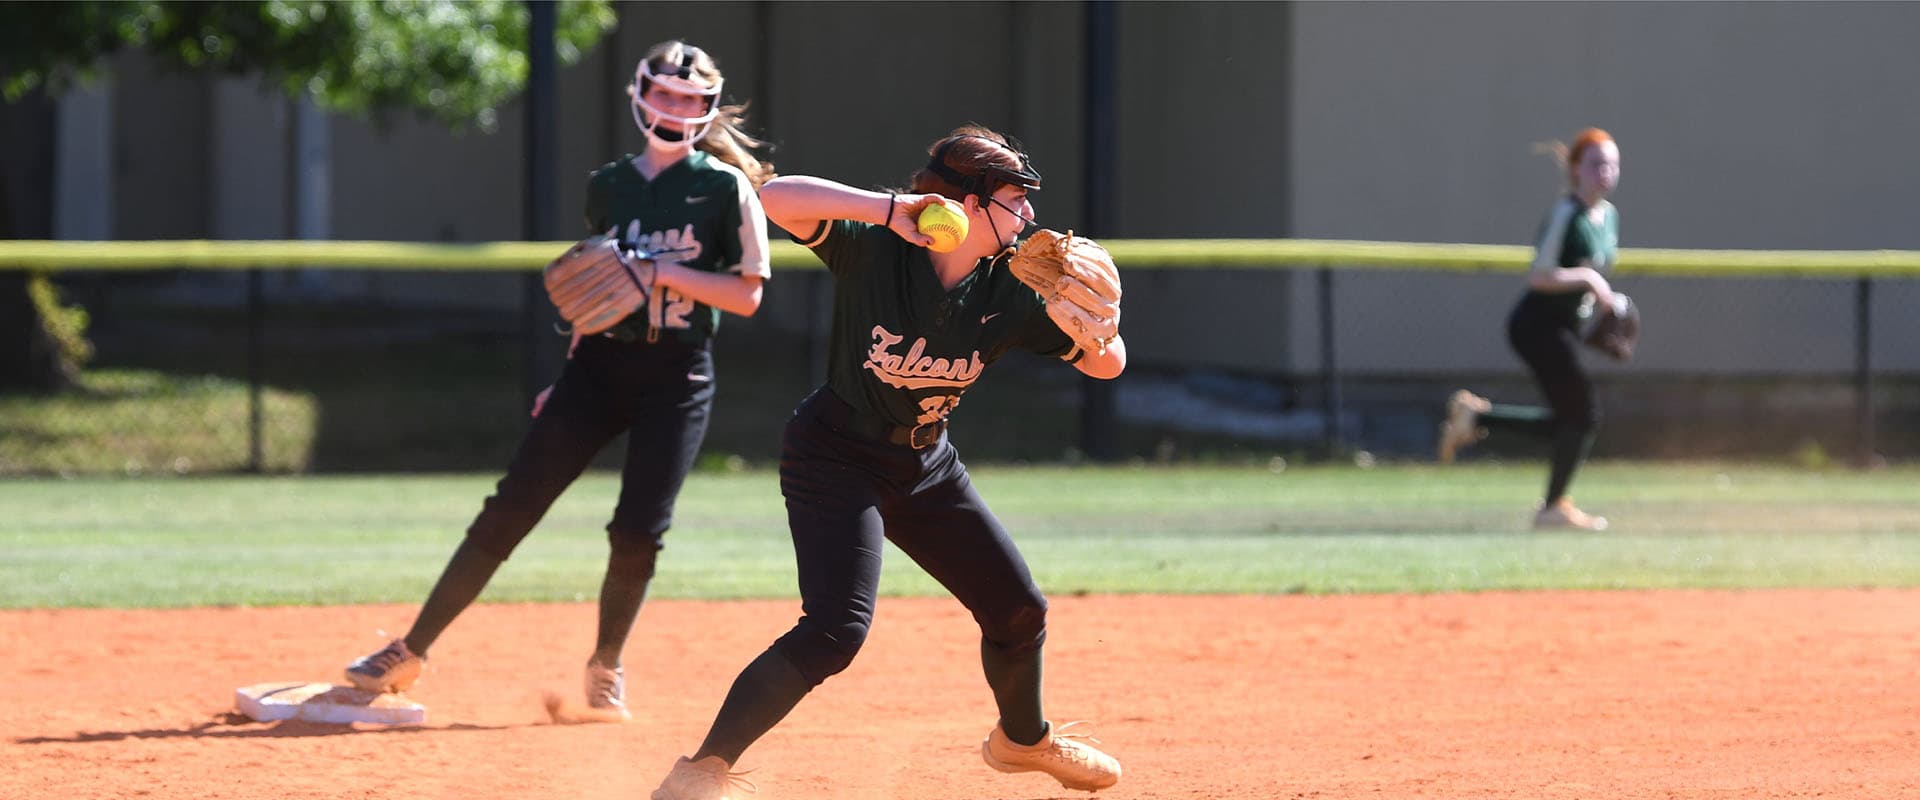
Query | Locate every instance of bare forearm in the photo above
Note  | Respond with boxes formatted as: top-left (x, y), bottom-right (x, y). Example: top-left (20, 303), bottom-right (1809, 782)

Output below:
top-left (760, 175), bottom-right (892, 234)
top-left (655, 266), bottom-right (764, 317)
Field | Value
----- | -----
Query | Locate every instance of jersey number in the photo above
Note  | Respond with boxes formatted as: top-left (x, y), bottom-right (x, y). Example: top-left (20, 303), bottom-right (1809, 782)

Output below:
top-left (916, 394), bottom-right (961, 425)
top-left (649, 288), bottom-right (695, 330)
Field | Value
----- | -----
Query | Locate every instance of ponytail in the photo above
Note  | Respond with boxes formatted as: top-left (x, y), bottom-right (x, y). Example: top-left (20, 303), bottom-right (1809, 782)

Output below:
top-left (698, 102), bottom-right (775, 190)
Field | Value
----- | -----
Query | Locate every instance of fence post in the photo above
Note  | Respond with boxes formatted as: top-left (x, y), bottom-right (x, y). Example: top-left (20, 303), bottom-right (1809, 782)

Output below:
top-left (1078, 0), bottom-right (1119, 461)
top-left (246, 267), bottom-right (264, 473)
top-left (1318, 265), bottom-right (1342, 458)
top-left (1854, 276), bottom-right (1875, 468)
top-left (522, 0), bottom-right (558, 405)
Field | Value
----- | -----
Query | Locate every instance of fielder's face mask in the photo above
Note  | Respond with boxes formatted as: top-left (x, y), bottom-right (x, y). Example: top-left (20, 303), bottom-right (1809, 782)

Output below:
top-left (926, 135), bottom-right (1043, 230)
top-left (630, 48), bottom-right (722, 152)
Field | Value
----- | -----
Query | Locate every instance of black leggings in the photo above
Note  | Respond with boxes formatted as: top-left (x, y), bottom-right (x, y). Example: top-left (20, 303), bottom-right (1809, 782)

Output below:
top-left (401, 335), bottom-right (715, 660)
top-left (465, 335), bottom-right (715, 555)
top-left (771, 389), bottom-right (1047, 680)
top-left (687, 387), bottom-right (1051, 764)
top-left (1479, 300), bottom-right (1599, 504)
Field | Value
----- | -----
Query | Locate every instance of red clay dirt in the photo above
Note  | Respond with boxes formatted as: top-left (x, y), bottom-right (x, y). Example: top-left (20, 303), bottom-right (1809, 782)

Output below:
top-left (3, 591), bottom-right (1916, 799)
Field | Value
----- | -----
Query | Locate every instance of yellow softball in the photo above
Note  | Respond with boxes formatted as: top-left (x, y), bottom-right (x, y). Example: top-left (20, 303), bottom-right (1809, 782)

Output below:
top-left (916, 200), bottom-right (969, 253)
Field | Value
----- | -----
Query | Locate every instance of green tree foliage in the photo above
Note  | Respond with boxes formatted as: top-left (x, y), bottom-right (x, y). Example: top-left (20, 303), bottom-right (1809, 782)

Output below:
top-left (0, 0), bottom-right (616, 130)
top-left (0, 0), bottom-right (616, 394)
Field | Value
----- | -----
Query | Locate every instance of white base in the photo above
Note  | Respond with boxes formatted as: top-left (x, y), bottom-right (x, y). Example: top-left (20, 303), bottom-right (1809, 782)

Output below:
top-left (235, 682), bottom-right (426, 725)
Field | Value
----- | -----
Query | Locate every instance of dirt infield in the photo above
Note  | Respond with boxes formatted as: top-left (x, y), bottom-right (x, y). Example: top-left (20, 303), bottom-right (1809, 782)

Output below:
top-left (4, 591), bottom-right (1916, 799)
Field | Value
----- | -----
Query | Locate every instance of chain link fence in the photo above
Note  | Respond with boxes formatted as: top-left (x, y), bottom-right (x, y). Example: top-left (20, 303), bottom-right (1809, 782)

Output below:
top-left (3, 263), bottom-right (1915, 476)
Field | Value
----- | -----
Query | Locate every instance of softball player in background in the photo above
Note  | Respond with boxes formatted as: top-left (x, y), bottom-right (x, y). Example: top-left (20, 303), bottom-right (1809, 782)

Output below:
top-left (1440, 127), bottom-right (1621, 531)
top-left (343, 40), bottom-right (774, 720)
top-left (646, 127), bottom-right (1125, 800)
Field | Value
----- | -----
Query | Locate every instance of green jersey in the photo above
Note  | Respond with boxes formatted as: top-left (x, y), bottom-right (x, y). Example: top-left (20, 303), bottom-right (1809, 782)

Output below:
top-left (1526, 195), bottom-right (1619, 322)
top-left (797, 220), bottom-right (1077, 428)
top-left (583, 151), bottom-right (770, 344)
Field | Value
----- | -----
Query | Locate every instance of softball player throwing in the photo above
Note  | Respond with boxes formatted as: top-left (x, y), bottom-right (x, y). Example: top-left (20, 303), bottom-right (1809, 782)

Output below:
top-left (646, 127), bottom-right (1125, 800)
top-left (343, 40), bottom-right (774, 720)
top-left (1440, 127), bottom-right (1622, 531)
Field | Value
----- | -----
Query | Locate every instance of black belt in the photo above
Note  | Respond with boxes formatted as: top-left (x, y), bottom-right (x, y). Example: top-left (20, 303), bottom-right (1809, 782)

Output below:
top-left (602, 318), bottom-right (667, 344)
top-left (814, 391), bottom-right (947, 450)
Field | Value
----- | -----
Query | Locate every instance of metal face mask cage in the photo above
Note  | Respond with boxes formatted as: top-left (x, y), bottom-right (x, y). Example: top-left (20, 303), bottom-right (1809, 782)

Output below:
top-left (630, 48), bottom-right (723, 148)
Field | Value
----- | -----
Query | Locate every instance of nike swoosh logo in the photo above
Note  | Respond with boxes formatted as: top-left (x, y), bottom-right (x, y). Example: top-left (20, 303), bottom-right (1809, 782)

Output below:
top-left (685, 195), bottom-right (710, 204)
top-left (980, 313), bottom-right (1002, 324)
top-left (687, 373), bottom-right (711, 383)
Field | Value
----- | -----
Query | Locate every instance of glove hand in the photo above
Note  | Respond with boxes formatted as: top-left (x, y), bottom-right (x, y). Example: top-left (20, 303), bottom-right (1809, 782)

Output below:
top-left (1009, 229), bottom-right (1122, 355)
top-left (544, 235), bottom-right (654, 336)
top-left (1043, 291), bottom-right (1121, 354)
top-left (1582, 292), bottom-right (1639, 362)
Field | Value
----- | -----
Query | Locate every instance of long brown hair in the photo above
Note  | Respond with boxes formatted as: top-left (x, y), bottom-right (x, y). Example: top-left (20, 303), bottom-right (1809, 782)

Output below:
top-left (627, 40), bottom-right (776, 189)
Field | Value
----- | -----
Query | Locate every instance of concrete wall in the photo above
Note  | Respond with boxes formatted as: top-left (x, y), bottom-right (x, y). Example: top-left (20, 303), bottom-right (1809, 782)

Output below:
top-left (1291, 1), bottom-right (1920, 249)
top-left (1286, 1), bottom-right (1920, 376)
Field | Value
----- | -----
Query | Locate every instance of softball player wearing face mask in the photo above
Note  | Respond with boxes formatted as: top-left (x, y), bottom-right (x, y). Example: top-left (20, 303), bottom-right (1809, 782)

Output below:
top-left (344, 41), bottom-right (774, 722)
top-left (647, 127), bottom-right (1126, 800)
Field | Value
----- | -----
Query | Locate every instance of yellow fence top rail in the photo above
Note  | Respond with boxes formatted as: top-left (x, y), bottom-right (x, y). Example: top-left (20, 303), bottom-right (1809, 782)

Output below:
top-left (3, 238), bottom-right (1919, 278)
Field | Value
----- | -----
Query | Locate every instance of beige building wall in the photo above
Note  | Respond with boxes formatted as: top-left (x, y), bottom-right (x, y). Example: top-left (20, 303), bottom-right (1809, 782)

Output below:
top-left (1283, 1), bottom-right (1920, 376)
top-left (1291, 1), bottom-right (1920, 250)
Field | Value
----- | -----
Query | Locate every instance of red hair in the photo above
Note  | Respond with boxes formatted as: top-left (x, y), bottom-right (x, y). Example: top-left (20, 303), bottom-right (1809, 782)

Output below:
top-left (1565, 127), bottom-right (1615, 181)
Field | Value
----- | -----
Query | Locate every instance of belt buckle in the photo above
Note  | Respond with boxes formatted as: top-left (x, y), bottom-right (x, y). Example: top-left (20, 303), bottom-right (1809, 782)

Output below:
top-left (906, 422), bottom-right (941, 450)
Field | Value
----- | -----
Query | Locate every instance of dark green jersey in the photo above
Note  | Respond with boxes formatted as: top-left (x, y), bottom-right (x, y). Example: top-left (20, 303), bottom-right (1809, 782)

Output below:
top-left (1525, 195), bottom-right (1620, 321)
top-left (797, 220), bottom-right (1077, 428)
top-left (584, 151), bottom-right (770, 343)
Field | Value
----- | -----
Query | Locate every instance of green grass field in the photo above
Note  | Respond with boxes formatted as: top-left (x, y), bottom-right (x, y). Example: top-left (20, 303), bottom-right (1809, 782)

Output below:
top-left (4, 462), bottom-right (1918, 609)
top-left (0, 368), bottom-right (319, 474)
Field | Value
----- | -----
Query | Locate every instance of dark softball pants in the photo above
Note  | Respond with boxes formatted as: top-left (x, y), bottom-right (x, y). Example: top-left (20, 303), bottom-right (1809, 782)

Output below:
top-left (1479, 298), bottom-right (1600, 504)
top-left (403, 334), bottom-right (714, 658)
top-left (467, 334), bottom-right (715, 553)
top-left (690, 387), bottom-right (1051, 764)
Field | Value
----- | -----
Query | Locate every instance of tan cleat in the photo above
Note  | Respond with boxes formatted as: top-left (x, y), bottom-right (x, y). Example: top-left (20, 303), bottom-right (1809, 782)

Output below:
top-left (1535, 497), bottom-right (1609, 531)
top-left (345, 637), bottom-right (425, 693)
top-left (1437, 390), bottom-right (1491, 464)
top-left (650, 755), bottom-right (756, 800)
top-left (982, 721), bottom-right (1121, 792)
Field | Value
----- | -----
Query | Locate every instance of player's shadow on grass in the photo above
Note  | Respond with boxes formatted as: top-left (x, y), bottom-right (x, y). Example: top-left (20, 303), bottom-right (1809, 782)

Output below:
top-left (14, 713), bottom-right (511, 743)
